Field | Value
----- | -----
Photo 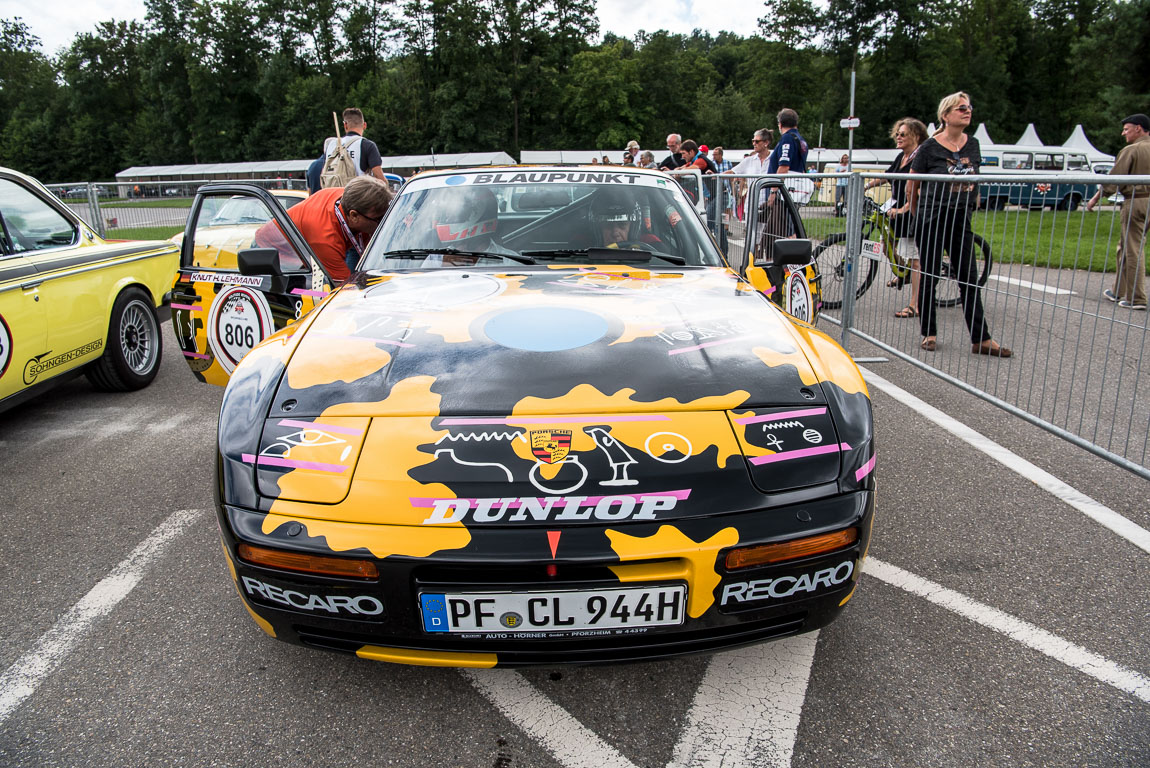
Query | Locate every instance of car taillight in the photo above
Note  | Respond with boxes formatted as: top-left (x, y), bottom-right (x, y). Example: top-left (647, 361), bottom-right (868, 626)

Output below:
top-left (724, 528), bottom-right (858, 571)
top-left (238, 543), bottom-right (379, 579)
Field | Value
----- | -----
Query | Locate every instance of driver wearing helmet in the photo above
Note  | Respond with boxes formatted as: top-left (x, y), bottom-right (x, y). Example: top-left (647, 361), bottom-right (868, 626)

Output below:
top-left (590, 187), bottom-right (663, 249)
top-left (428, 186), bottom-right (518, 261)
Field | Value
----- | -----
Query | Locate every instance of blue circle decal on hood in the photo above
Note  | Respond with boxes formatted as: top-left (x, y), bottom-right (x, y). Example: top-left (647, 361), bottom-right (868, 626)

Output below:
top-left (485, 308), bottom-right (609, 351)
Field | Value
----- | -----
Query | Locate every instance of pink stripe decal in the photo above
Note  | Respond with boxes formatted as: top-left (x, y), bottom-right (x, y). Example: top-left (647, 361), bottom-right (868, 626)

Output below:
top-left (855, 454), bottom-right (877, 482)
top-left (291, 288), bottom-right (330, 297)
top-left (170, 303), bottom-right (201, 311)
top-left (311, 332), bottom-right (415, 348)
top-left (667, 335), bottom-right (756, 356)
top-left (182, 351), bottom-right (211, 360)
top-left (408, 488), bottom-right (693, 508)
top-left (578, 271), bottom-right (650, 280)
top-left (277, 419), bottom-right (365, 435)
top-left (763, 286), bottom-right (776, 296)
top-left (439, 415), bottom-right (671, 426)
top-left (735, 407), bottom-right (828, 425)
top-left (749, 443), bottom-right (852, 466)
top-left (241, 453), bottom-right (349, 473)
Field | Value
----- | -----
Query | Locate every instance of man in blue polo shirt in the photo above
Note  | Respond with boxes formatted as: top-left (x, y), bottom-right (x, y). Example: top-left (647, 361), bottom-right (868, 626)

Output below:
top-left (767, 108), bottom-right (810, 209)
top-left (769, 108), bottom-right (808, 175)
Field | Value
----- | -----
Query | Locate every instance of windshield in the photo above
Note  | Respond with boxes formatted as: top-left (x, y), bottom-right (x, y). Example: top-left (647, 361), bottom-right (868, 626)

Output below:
top-left (204, 194), bottom-right (302, 226)
top-left (359, 170), bottom-right (724, 270)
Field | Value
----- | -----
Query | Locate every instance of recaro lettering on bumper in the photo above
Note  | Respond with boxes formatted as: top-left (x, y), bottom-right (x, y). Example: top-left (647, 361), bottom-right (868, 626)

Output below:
top-left (242, 576), bottom-right (383, 616)
top-left (720, 560), bottom-right (855, 605)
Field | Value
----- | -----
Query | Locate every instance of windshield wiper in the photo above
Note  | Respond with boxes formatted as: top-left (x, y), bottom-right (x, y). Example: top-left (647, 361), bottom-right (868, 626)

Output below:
top-left (521, 247), bottom-right (687, 266)
top-left (383, 248), bottom-right (536, 265)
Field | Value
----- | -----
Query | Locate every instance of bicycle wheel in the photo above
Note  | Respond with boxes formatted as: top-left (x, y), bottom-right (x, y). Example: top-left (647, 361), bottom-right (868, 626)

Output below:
top-left (813, 232), bottom-right (878, 310)
top-left (935, 232), bottom-right (993, 307)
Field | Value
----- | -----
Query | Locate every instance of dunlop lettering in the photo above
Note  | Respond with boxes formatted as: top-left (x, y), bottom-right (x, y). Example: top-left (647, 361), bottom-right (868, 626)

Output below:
top-left (419, 493), bottom-right (683, 524)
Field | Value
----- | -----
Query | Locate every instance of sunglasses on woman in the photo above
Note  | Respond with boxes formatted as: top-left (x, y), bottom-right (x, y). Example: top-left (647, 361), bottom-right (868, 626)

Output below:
top-left (952, 105), bottom-right (973, 114)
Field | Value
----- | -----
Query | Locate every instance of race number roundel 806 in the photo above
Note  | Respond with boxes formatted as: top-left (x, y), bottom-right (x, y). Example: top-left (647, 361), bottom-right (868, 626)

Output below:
top-left (0, 314), bottom-right (11, 380)
top-left (786, 270), bottom-right (813, 323)
top-left (207, 286), bottom-right (274, 373)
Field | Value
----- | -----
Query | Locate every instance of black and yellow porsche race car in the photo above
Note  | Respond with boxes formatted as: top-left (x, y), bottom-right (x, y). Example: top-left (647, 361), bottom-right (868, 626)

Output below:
top-left (172, 166), bottom-right (874, 667)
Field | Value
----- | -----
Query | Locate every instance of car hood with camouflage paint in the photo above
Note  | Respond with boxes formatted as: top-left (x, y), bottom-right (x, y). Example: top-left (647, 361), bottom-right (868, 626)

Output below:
top-left (227, 265), bottom-right (873, 530)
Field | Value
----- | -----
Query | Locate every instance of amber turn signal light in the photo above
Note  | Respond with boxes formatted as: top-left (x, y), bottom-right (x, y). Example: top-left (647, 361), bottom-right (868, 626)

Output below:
top-left (725, 528), bottom-right (858, 571)
top-left (238, 543), bottom-right (379, 579)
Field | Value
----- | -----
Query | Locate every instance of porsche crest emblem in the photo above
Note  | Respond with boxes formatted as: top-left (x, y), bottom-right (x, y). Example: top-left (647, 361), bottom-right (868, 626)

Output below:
top-left (530, 429), bottom-right (572, 464)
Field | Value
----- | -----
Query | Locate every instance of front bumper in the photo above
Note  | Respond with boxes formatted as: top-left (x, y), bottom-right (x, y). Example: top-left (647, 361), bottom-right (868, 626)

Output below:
top-left (218, 490), bottom-right (874, 667)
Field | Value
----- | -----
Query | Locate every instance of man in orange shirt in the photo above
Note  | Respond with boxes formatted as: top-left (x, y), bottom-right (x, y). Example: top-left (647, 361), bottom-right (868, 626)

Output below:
top-left (286, 176), bottom-right (392, 282)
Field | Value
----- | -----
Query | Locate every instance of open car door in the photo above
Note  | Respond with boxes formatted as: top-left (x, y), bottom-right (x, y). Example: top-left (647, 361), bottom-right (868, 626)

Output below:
top-left (169, 185), bottom-right (332, 385)
top-left (741, 178), bottom-right (821, 324)
top-left (668, 167), bottom-right (707, 216)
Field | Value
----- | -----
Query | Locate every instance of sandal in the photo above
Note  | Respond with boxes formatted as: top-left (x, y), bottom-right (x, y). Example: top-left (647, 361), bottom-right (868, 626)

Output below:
top-left (921, 337), bottom-right (936, 351)
top-left (895, 305), bottom-right (919, 318)
top-left (972, 341), bottom-right (1012, 358)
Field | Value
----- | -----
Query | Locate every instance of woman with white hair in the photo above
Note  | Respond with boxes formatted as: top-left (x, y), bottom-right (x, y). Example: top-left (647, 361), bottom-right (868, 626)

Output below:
top-left (907, 91), bottom-right (1011, 357)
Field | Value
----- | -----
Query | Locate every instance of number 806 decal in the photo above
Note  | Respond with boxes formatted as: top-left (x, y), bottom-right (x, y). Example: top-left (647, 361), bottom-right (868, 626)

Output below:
top-left (206, 286), bottom-right (275, 373)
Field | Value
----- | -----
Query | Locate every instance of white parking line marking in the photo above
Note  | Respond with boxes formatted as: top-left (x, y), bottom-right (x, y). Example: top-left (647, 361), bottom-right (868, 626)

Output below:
top-left (860, 368), bottom-right (1150, 555)
top-left (668, 633), bottom-right (819, 768)
top-left (988, 274), bottom-right (1075, 295)
top-left (866, 558), bottom-right (1150, 703)
top-left (462, 668), bottom-right (639, 768)
top-left (0, 508), bottom-right (203, 725)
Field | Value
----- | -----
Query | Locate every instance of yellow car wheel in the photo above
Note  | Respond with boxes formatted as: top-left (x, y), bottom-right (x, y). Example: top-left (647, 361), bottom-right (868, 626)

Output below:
top-left (86, 288), bottom-right (162, 391)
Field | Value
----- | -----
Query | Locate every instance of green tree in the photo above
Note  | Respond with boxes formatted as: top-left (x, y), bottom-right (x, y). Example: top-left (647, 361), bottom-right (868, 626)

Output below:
top-left (561, 41), bottom-right (644, 149)
top-left (0, 19), bottom-right (61, 179)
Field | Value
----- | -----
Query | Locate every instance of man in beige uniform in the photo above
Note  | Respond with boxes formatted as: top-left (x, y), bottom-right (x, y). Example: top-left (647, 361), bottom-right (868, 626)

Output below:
top-left (1086, 113), bottom-right (1150, 309)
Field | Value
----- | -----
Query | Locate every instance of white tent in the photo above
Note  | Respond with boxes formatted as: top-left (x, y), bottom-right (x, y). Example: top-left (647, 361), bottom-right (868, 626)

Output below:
top-left (1062, 124), bottom-right (1114, 164)
top-left (381, 152), bottom-right (516, 170)
top-left (974, 123), bottom-right (994, 145)
top-left (808, 148), bottom-right (900, 170)
top-left (116, 152), bottom-right (516, 182)
top-left (520, 150), bottom-right (630, 165)
top-left (1017, 124), bottom-right (1044, 145)
top-left (927, 123), bottom-right (937, 136)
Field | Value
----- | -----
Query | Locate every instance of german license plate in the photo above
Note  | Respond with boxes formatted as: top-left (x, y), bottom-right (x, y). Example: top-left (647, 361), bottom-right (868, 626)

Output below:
top-left (419, 585), bottom-right (686, 634)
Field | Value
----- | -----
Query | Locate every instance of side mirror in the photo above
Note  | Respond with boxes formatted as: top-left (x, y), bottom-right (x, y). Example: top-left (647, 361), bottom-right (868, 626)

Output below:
top-left (238, 247), bottom-right (283, 276)
top-left (771, 239), bottom-right (812, 266)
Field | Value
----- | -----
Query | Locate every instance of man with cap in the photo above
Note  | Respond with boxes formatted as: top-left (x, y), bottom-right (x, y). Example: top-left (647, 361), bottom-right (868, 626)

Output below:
top-left (1086, 114), bottom-right (1150, 310)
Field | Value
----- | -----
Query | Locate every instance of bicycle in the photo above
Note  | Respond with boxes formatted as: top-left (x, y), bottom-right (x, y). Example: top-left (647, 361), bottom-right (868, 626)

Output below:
top-left (813, 196), bottom-right (992, 310)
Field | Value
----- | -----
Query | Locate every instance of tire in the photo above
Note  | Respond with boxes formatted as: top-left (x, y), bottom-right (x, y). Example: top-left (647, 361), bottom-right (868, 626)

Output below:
top-left (1056, 194), bottom-right (1080, 212)
top-left (86, 287), bottom-right (162, 392)
top-left (934, 233), bottom-right (993, 308)
top-left (812, 232), bottom-right (878, 310)
top-left (984, 196), bottom-right (1007, 211)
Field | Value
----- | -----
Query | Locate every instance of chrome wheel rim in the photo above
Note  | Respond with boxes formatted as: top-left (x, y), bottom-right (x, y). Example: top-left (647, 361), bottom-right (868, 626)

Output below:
top-left (120, 299), bottom-right (158, 374)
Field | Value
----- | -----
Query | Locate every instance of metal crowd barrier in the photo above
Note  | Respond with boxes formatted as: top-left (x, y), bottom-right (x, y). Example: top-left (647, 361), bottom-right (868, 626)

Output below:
top-left (699, 170), bottom-right (1149, 480)
top-left (44, 179), bottom-right (308, 238)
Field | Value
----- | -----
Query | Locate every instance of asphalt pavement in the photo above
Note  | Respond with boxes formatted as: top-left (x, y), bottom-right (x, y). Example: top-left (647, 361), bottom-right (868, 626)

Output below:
top-left (0, 316), bottom-right (1146, 767)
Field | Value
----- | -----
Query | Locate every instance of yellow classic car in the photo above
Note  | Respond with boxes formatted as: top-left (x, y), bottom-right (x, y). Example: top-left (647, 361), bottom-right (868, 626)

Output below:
top-left (0, 167), bottom-right (179, 412)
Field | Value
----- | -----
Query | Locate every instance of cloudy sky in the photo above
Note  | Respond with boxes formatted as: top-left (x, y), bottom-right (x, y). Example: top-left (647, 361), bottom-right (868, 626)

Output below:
top-left (2, 0), bottom-right (763, 56)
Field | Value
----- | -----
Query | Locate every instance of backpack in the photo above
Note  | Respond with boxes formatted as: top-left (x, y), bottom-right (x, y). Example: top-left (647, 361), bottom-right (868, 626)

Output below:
top-left (320, 112), bottom-right (358, 189)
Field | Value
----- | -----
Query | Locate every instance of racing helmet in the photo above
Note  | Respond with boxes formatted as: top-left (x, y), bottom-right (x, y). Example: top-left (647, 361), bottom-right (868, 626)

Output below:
top-left (431, 187), bottom-right (499, 246)
top-left (590, 188), bottom-right (639, 243)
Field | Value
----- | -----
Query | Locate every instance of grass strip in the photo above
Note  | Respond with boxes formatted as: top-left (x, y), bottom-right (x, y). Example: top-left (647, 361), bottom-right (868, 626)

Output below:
top-left (104, 225), bottom-right (183, 241)
top-left (801, 208), bottom-right (1144, 273)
